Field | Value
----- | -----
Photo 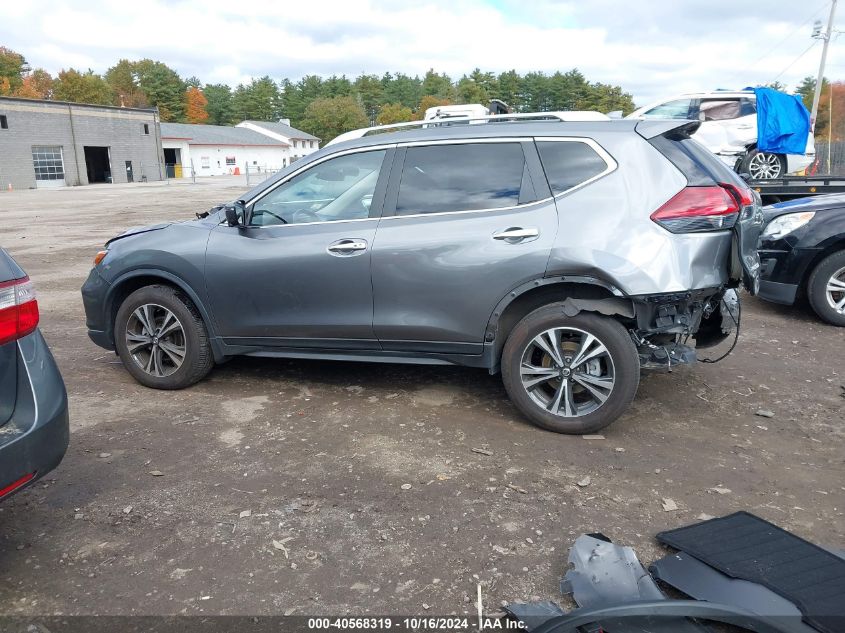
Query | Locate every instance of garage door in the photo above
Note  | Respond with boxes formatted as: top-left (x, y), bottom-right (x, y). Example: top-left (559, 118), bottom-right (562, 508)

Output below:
top-left (32, 146), bottom-right (66, 188)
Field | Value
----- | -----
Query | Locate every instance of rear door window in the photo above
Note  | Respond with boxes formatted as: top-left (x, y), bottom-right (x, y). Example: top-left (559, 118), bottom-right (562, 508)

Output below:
top-left (740, 98), bottom-right (757, 116)
top-left (536, 140), bottom-right (611, 195)
top-left (394, 143), bottom-right (525, 215)
top-left (699, 99), bottom-right (742, 121)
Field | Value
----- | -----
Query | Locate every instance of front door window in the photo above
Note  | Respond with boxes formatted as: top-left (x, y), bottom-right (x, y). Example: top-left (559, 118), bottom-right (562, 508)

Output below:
top-left (250, 150), bottom-right (386, 226)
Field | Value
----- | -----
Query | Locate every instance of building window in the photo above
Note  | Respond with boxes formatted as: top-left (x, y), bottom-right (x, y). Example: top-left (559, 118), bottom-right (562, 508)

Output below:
top-left (201, 156), bottom-right (210, 169)
top-left (142, 123), bottom-right (149, 135)
top-left (225, 156), bottom-right (236, 166)
top-left (32, 146), bottom-right (65, 181)
top-left (0, 115), bottom-right (7, 130)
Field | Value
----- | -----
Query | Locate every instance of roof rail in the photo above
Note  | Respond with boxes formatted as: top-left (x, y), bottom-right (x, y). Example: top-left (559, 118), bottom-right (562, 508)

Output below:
top-left (326, 110), bottom-right (610, 146)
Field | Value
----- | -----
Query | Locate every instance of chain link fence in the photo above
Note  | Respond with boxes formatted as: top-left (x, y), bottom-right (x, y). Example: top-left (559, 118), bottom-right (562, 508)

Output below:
top-left (245, 164), bottom-right (283, 186)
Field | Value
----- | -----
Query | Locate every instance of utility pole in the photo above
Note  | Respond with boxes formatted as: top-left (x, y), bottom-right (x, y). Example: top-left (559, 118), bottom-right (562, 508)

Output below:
top-left (811, 0), bottom-right (838, 130)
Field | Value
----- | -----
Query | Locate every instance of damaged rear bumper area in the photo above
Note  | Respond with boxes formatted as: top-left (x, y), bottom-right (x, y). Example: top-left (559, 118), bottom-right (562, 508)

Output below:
top-left (630, 287), bottom-right (740, 370)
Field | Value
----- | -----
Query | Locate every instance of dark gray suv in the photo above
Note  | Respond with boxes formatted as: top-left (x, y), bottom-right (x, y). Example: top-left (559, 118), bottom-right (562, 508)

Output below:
top-left (82, 116), bottom-right (762, 434)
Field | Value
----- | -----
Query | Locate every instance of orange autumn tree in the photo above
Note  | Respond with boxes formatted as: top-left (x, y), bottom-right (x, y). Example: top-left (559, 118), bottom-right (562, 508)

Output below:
top-left (815, 81), bottom-right (845, 142)
top-left (14, 69), bottom-right (54, 99)
top-left (184, 86), bottom-right (209, 124)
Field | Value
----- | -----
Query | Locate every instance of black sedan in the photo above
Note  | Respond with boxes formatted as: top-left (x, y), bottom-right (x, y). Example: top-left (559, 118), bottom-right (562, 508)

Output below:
top-left (758, 193), bottom-right (845, 326)
top-left (0, 247), bottom-right (69, 502)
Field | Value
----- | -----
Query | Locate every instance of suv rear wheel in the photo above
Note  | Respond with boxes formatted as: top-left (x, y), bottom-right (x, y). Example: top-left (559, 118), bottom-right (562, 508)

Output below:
top-left (501, 307), bottom-right (640, 434)
top-left (807, 250), bottom-right (845, 326)
top-left (115, 285), bottom-right (214, 389)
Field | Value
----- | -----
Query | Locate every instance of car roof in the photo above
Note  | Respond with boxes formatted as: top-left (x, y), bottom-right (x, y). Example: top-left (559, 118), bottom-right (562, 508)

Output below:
top-left (326, 118), bottom-right (642, 153)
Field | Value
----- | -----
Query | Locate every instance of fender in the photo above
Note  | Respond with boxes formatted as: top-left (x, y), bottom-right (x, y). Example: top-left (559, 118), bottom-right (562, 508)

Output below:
top-left (105, 268), bottom-right (224, 360)
top-left (484, 274), bottom-right (630, 340)
top-left (481, 275), bottom-right (635, 373)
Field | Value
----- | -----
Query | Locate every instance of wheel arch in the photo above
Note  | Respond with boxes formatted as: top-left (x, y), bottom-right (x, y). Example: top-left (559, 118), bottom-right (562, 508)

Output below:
top-left (105, 269), bottom-right (219, 357)
top-left (801, 238), bottom-right (845, 296)
top-left (484, 277), bottom-right (635, 371)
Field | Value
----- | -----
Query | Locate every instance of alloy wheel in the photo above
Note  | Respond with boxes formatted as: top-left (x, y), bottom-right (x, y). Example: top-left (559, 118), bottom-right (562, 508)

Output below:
top-left (125, 303), bottom-right (186, 377)
top-left (519, 327), bottom-right (616, 418)
top-left (826, 266), bottom-right (845, 315)
top-left (748, 152), bottom-right (783, 179)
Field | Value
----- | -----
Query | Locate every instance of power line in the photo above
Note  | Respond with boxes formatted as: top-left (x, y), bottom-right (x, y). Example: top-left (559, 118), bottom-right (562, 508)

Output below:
top-left (730, 0), bottom-right (829, 79)
top-left (770, 40), bottom-right (821, 83)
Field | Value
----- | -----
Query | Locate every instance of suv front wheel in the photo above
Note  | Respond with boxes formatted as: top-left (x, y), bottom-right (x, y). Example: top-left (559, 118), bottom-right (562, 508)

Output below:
top-left (501, 307), bottom-right (640, 434)
top-left (114, 285), bottom-right (214, 389)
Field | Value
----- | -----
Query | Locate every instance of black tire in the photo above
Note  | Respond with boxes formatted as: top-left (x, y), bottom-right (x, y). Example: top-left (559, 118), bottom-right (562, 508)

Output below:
top-left (739, 148), bottom-right (786, 180)
top-left (501, 306), bottom-right (640, 434)
top-left (114, 284), bottom-right (214, 389)
top-left (807, 250), bottom-right (845, 326)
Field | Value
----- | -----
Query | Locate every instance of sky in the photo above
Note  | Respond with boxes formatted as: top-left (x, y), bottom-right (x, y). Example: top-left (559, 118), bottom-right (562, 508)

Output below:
top-left (1, 0), bottom-right (842, 106)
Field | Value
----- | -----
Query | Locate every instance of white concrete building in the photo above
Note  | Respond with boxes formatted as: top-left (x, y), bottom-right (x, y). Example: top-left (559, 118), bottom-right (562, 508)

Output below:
top-left (160, 122), bottom-right (290, 179)
top-left (237, 120), bottom-right (320, 163)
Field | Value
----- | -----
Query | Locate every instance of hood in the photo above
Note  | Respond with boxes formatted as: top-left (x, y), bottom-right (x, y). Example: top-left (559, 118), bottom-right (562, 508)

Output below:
top-left (105, 222), bottom-right (172, 247)
top-left (763, 193), bottom-right (845, 222)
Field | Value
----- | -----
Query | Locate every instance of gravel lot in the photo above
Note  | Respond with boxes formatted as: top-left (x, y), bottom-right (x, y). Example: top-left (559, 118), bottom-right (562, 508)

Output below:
top-left (0, 178), bottom-right (843, 616)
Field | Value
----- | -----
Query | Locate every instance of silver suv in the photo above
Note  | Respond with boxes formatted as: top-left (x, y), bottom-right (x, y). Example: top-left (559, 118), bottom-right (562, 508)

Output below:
top-left (82, 115), bottom-right (762, 434)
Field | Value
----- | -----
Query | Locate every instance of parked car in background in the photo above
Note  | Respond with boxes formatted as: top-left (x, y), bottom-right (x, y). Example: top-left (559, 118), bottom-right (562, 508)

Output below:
top-left (627, 90), bottom-right (815, 180)
top-left (82, 114), bottom-right (762, 434)
top-left (0, 248), bottom-right (69, 502)
top-left (758, 194), bottom-right (845, 326)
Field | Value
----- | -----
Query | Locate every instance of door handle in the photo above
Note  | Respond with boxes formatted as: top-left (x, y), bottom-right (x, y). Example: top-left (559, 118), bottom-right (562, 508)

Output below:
top-left (492, 227), bottom-right (540, 242)
top-left (327, 239), bottom-right (368, 256)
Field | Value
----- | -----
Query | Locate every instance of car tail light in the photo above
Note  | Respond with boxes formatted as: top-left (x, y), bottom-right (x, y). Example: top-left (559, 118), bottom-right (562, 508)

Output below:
top-left (650, 185), bottom-right (741, 233)
top-left (0, 472), bottom-right (36, 500)
top-left (0, 276), bottom-right (39, 345)
top-left (722, 181), bottom-right (755, 207)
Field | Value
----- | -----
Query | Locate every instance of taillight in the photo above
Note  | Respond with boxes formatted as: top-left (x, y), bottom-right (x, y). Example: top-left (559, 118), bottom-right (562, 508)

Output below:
top-left (722, 182), bottom-right (755, 207)
top-left (650, 185), bottom-right (740, 233)
top-left (0, 472), bottom-right (36, 500)
top-left (0, 276), bottom-right (39, 345)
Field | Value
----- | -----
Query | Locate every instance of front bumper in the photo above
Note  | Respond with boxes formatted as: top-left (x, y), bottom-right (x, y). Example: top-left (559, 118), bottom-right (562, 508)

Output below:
top-left (757, 243), bottom-right (822, 306)
top-left (81, 266), bottom-right (114, 350)
top-left (0, 330), bottom-right (70, 501)
top-left (758, 279), bottom-right (799, 305)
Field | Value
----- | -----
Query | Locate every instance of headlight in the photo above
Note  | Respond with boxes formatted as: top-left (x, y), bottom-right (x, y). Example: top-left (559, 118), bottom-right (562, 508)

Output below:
top-left (761, 212), bottom-right (815, 240)
top-left (93, 250), bottom-right (109, 265)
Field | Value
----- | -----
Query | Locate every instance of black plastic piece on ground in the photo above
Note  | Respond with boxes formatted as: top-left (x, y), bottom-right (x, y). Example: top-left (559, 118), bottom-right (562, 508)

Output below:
top-left (656, 511), bottom-right (845, 633)
top-left (650, 551), bottom-right (818, 633)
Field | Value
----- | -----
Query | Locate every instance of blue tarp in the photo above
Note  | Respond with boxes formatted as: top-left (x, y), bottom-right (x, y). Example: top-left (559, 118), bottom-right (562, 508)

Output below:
top-left (751, 87), bottom-right (811, 155)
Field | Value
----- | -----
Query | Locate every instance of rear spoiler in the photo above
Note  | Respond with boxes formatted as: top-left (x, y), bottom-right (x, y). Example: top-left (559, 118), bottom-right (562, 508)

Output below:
top-left (634, 119), bottom-right (701, 140)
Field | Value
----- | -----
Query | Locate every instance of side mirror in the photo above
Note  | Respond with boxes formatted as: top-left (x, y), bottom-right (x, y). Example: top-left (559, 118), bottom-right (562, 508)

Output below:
top-left (225, 201), bottom-right (246, 227)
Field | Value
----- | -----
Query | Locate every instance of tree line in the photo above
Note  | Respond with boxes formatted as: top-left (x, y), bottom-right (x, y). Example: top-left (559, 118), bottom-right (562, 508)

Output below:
top-left (0, 46), bottom-right (636, 142)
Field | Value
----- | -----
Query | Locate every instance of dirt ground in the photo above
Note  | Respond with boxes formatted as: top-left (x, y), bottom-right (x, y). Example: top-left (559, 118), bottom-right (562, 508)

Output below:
top-left (0, 178), bottom-right (842, 616)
